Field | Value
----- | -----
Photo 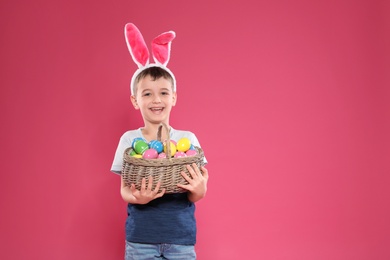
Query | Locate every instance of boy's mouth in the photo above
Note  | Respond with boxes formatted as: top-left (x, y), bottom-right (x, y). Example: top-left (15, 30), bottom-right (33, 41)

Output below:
top-left (150, 107), bottom-right (164, 113)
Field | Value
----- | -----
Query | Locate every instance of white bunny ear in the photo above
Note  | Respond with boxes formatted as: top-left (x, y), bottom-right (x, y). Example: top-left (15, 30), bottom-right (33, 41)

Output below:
top-left (152, 31), bottom-right (176, 66)
top-left (124, 23), bottom-right (149, 68)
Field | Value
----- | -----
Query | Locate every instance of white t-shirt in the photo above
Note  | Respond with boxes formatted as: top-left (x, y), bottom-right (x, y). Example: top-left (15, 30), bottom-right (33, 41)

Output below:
top-left (111, 127), bottom-right (207, 174)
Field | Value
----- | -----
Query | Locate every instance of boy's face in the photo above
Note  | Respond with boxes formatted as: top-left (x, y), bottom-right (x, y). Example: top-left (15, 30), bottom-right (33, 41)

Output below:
top-left (131, 75), bottom-right (177, 125)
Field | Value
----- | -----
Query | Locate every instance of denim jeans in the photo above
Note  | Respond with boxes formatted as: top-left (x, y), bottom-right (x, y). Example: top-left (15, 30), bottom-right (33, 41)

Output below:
top-left (125, 241), bottom-right (196, 260)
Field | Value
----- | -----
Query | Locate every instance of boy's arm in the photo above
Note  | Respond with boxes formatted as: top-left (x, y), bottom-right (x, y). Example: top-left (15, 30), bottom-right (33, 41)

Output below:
top-left (177, 164), bottom-right (209, 203)
top-left (120, 175), bottom-right (165, 204)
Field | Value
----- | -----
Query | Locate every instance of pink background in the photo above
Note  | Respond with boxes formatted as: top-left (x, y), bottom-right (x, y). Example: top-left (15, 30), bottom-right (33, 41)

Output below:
top-left (1, 0), bottom-right (389, 259)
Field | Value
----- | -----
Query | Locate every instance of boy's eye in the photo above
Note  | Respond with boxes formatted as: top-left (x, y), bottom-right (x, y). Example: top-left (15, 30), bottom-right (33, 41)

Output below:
top-left (161, 92), bottom-right (169, 95)
top-left (142, 93), bottom-right (151, 97)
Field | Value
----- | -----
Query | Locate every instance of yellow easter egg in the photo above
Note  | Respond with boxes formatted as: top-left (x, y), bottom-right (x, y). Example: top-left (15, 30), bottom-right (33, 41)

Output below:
top-left (164, 141), bottom-right (177, 157)
top-left (177, 138), bottom-right (191, 152)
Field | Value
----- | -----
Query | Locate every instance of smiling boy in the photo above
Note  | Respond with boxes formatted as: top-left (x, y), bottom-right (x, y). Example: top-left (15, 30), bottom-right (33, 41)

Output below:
top-left (111, 23), bottom-right (209, 260)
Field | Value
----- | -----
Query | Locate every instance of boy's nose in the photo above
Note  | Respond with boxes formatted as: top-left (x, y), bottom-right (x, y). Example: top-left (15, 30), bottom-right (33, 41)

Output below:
top-left (152, 96), bottom-right (162, 103)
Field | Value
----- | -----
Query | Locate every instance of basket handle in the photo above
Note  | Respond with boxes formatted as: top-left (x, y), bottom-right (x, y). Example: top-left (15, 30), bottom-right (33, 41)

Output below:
top-left (157, 123), bottom-right (171, 158)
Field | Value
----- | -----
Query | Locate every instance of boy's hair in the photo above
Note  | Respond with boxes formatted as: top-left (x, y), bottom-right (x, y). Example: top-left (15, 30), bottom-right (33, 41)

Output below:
top-left (133, 66), bottom-right (175, 95)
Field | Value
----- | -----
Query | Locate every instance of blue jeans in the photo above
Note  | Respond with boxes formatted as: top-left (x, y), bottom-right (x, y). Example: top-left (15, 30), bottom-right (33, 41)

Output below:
top-left (125, 241), bottom-right (196, 260)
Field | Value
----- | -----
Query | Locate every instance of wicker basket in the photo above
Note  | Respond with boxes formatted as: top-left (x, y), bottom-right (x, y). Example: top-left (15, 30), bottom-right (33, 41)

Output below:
top-left (121, 123), bottom-right (205, 193)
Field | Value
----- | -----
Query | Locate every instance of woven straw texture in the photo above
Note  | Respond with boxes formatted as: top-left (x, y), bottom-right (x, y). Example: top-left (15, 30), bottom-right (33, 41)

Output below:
top-left (121, 123), bottom-right (205, 193)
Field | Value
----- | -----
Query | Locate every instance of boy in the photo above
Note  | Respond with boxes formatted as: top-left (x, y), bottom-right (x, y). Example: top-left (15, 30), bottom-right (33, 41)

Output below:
top-left (111, 23), bottom-right (208, 259)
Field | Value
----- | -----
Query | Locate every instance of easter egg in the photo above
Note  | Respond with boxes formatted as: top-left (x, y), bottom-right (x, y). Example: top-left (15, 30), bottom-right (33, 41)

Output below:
top-left (143, 148), bottom-right (158, 159)
top-left (134, 140), bottom-right (149, 154)
top-left (177, 138), bottom-right (191, 152)
top-left (128, 149), bottom-right (137, 156)
top-left (164, 141), bottom-right (177, 157)
top-left (149, 140), bottom-right (164, 153)
top-left (157, 152), bottom-right (167, 159)
top-left (186, 149), bottom-right (198, 157)
top-left (189, 144), bottom-right (196, 150)
top-left (174, 151), bottom-right (187, 158)
top-left (132, 154), bottom-right (143, 158)
top-left (132, 137), bottom-right (146, 148)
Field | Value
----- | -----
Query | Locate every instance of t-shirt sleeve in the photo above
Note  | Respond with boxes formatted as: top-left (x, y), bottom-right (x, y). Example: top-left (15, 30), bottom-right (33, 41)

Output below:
top-left (188, 133), bottom-right (208, 165)
top-left (111, 134), bottom-right (132, 174)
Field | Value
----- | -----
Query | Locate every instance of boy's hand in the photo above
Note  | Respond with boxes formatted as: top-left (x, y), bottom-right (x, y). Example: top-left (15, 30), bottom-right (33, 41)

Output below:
top-left (121, 176), bottom-right (165, 204)
top-left (177, 163), bottom-right (209, 202)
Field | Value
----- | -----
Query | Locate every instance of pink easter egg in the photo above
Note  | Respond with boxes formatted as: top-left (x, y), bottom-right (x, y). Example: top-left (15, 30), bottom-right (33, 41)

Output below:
top-left (142, 148), bottom-right (158, 159)
top-left (174, 151), bottom-right (187, 158)
top-left (186, 149), bottom-right (198, 157)
top-left (157, 152), bottom-right (167, 159)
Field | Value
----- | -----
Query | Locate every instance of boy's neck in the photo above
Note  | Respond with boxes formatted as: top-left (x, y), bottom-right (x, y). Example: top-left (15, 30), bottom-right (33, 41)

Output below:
top-left (141, 122), bottom-right (171, 142)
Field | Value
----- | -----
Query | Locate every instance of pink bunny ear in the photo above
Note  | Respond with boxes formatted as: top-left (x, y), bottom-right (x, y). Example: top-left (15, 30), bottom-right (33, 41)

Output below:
top-left (124, 23), bottom-right (149, 68)
top-left (152, 31), bottom-right (176, 66)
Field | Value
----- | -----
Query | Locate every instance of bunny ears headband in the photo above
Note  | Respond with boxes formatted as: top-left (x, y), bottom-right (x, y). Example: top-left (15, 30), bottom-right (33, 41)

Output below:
top-left (125, 23), bottom-right (176, 96)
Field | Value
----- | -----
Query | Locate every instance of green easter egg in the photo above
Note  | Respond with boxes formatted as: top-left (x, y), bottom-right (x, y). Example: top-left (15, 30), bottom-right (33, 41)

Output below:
top-left (134, 140), bottom-right (149, 154)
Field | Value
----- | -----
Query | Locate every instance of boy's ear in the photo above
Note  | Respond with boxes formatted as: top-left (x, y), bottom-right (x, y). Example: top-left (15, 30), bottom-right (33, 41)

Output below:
top-left (172, 92), bottom-right (177, 106)
top-left (131, 95), bottom-right (139, 109)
